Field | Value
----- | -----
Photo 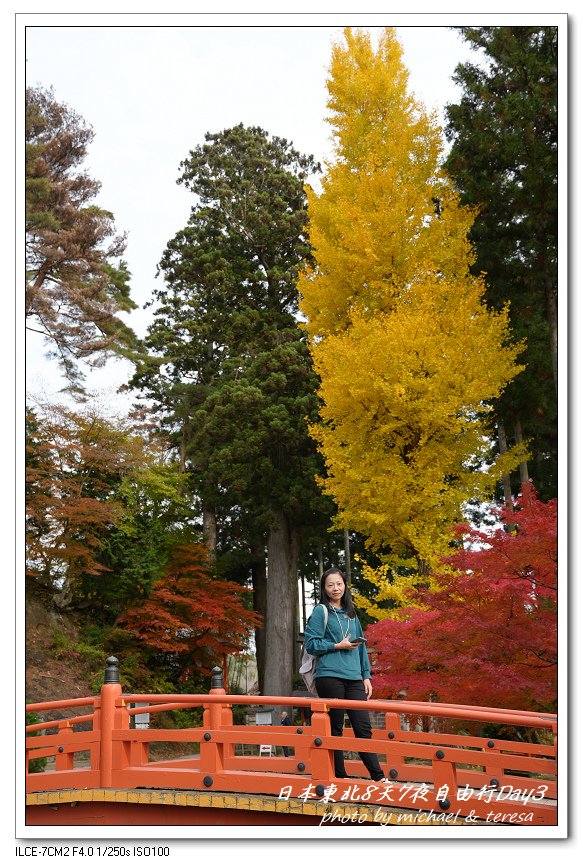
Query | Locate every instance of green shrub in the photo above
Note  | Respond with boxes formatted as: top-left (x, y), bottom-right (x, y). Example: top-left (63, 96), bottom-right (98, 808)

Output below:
top-left (26, 712), bottom-right (47, 774)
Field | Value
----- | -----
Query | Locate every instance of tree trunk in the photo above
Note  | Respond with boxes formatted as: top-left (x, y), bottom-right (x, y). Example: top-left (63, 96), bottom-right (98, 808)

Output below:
top-left (513, 415), bottom-right (530, 485)
top-left (177, 429), bottom-right (188, 497)
top-left (316, 539), bottom-right (324, 603)
top-left (317, 540), bottom-right (324, 579)
top-left (497, 419), bottom-right (519, 531)
top-left (496, 420), bottom-right (513, 505)
top-left (251, 541), bottom-right (267, 694)
top-left (292, 568), bottom-right (300, 675)
top-left (545, 274), bottom-right (558, 397)
top-left (263, 512), bottom-right (300, 703)
top-left (416, 556), bottom-right (430, 587)
top-left (26, 261), bottom-right (51, 316)
top-left (202, 505), bottom-right (217, 561)
top-left (343, 528), bottom-right (351, 585)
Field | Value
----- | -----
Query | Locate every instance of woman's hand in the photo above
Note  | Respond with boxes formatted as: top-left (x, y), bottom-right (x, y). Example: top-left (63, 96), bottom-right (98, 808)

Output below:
top-left (363, 679), bottom-right (373, 699)
top-left (335, 637), bottom-right (359, 651)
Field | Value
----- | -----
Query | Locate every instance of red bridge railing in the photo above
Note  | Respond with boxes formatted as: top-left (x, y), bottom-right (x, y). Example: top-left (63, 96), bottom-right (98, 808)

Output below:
top-left (26, 657), bottom-right (558, 825)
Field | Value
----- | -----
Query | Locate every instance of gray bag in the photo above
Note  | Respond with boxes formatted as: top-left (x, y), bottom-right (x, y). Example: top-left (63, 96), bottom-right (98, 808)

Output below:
top-left (299, 604), bottom-right (329, 696)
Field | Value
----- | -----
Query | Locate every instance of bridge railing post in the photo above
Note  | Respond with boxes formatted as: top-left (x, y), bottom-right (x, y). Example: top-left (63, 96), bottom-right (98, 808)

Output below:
top-left (309, 701), bottom-right (334, 789)
top-left (54, 720), bottom-right (75, 771)
top-left (431, 749), bottom-right (459, 812)
top-left (482, 735), bottom-right (502, 785)
top-left (385, 712), bottom-right (407, 781)
top-left (98, 656), bottom-right (123, 788)
top-left (216, 666), bottom-right (234, 760)
top-left (383, 711), bottom-right (405, 781)
top-left (200, 666), bottom-right (228, 778)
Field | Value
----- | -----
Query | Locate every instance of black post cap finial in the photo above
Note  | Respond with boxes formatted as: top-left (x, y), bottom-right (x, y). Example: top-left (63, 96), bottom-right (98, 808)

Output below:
top-left (104, 656), bottom-right (120, 684)
top-left (211, 665), bottom-right (223, 690)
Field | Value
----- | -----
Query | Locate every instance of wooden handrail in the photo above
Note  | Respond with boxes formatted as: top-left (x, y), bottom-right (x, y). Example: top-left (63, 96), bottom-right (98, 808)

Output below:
top-left (26, 691), bottom-right (557, 730)
top-left (26, 713), bottom-right (95, 733)
top-left (27, 696), bottom-right (98, 713)
top-left (119, 692), bottom-right (556, 729)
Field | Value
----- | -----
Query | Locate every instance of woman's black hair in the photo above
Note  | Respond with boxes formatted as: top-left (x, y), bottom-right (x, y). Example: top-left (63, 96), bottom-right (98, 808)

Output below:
top-left (319, 566), bottom-right (356, 618)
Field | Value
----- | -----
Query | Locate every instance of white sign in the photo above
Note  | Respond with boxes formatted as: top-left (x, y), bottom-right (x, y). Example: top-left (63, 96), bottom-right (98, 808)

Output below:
top-left (134, 702), bottom-right (150, 729)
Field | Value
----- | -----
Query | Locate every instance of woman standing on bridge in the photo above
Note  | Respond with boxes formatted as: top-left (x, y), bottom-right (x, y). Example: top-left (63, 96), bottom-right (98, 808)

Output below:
top-left (304, 566), bottom-right (389, 783)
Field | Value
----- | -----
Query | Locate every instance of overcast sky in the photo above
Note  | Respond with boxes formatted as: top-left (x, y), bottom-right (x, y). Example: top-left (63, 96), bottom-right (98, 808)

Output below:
top-left (22, 16), bottom-right (563, 413)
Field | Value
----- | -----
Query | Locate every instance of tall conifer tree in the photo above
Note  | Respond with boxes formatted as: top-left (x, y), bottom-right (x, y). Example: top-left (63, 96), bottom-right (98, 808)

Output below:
top-left (26, 87), bottom-right (138, 391)
top-left (444, 26), bottom-right (558, 500)
top-left (132, 125), bottom-right (328, 695)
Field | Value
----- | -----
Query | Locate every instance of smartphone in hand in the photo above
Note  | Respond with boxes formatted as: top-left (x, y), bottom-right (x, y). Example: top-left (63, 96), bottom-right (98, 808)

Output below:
top-left (350, 637), bottom-right (367, 644)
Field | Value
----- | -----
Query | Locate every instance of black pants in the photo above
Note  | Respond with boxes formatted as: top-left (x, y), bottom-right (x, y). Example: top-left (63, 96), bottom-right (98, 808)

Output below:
top-left (315, 677), bottom-right (385, 781)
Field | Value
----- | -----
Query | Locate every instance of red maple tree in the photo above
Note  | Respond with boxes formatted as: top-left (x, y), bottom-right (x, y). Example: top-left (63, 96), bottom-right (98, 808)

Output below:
top-left (117, 544), bottom-right (261, 679)
top-left (366, 484), bottom-right (557, 711)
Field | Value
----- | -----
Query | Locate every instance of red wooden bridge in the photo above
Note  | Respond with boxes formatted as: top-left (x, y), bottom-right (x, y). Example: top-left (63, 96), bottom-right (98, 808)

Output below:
top-left (25, 657), bottom-right (558, 828)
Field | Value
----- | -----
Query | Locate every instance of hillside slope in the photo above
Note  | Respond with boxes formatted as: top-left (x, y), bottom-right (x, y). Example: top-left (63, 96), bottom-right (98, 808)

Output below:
top-left (25, 593), bottom-right (99, 706)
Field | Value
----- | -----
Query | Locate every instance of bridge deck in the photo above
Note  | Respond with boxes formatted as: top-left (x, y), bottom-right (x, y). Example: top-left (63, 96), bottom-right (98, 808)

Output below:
top-left (26, 787), bottom-right (474, 826)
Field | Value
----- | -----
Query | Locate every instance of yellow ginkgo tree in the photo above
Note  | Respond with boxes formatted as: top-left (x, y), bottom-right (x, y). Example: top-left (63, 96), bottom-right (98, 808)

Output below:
top-left (298, 27), bottom-right (528, 616)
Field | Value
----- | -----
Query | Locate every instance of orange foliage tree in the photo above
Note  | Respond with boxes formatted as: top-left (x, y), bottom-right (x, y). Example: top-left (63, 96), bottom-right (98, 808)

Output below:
top-left (25, 403), bottom-right (142, 596)
top-left (117, 544), bottom-right (261, 681)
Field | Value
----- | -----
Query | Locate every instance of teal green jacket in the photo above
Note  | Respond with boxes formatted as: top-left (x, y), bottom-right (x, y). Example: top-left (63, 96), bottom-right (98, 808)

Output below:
top-left (304, 603), bottom-right (371, 681)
